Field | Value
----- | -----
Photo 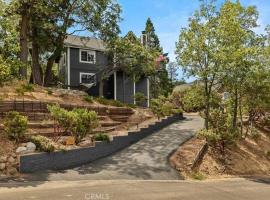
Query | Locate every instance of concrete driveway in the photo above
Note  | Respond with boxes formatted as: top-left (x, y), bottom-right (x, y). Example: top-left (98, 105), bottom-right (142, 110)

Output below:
top-left (0, 178), bottom-right (270, 200)
top-left (17, 114), bottom-right (202, 182)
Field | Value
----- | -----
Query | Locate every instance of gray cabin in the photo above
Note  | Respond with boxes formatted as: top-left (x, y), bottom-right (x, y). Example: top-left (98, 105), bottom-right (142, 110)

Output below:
top-left (59, 35), bottom-right (150, 107)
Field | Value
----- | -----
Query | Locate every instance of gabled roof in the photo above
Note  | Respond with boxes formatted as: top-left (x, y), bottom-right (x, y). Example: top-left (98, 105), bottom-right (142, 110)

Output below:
top-left (64, 35), bottom-right (106, 51)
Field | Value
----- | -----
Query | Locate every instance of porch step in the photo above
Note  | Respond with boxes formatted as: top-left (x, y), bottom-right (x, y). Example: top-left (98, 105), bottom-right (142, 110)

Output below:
top-left (109, 115), bottom-right (130, 122)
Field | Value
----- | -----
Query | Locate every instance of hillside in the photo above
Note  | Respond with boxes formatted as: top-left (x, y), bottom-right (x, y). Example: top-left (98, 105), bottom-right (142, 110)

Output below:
top-left (170, 126), bottom-right (270, 179)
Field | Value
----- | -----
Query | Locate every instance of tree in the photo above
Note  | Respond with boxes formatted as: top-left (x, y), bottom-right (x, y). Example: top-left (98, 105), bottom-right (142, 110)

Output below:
top-left (216, 1), bottom-right (260, 130)
top-left (167, 62), bottom-right (178, 90)
top-left (144, 18), bottom-right (162, 52)
top-left (4, 0), bottom-right (122, 85)
top-left (176, 0), bottom-right (220, 130)
top-left (144, 18), bottom-right (171, 98)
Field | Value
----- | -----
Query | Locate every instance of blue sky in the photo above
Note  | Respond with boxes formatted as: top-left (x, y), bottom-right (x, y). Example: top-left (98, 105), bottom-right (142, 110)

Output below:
top-left (118, 0), bottom-right (270, 81)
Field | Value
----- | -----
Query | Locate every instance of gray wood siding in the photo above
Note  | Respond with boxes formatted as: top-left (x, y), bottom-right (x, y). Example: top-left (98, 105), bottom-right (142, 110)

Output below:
top-left (69, 47), bottom-right (108, 86)
top-left (116, 71), bottom-right (135, 104)
top-left (135, 77), bottom-right (148, 107)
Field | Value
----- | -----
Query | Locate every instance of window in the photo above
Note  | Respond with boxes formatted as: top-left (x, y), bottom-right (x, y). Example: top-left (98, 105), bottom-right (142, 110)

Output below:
top-left (80, 73), bottom-right (96, 85)
top-left (80, 49), bottom-right (96, 64)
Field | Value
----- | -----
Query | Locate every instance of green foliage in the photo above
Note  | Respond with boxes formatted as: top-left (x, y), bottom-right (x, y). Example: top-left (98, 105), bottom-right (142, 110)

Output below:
top-left (16, 83), bottom-right (34, 95)
top-left (134, 92), bottom-right (147, 107)
top-left (150, 96), bottom-right (179, 119)
top-left (250, 128), bottom-right (261, 141)
top-left (47, 105), bottom-right (99, 143)
top-left (94, 97), bottom-right (136, 108)
top-left (0, 55), bottom-right (11, 85)
top-left (84, 96), bottom-right (94, 103)
top-left (112, 37), bottom-right (157, 81)
top-left (72, 108), bottom-right (99, 143)
top-left (30, 135), bottom-right (55, 152)
top-left (3, 111), bottom-right (28, 142)
top-left (46, 88), bottom-right (53, 95)
top-left (182, 85), bottom-right (206, 112)
top-left (197, 109), bottom-right (239, 152)
top-left (94, 133), bottom-right (110, 142)
top-left (190, 172), bottom-right (206, 180)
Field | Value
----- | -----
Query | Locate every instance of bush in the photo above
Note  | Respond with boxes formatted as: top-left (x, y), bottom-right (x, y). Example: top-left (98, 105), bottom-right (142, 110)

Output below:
top-left (84, 96), bottom-right (94, 103)
top-left (72, 108), bottom-right (99, 143)
top-left (0, 56), bottom-right (11, 86)
top-left (94, 133), bottom-right (110, 142)
top-left (95, 97), bottom-right (136, 108)
top-left (181, 85), bottom-right (221, 112)
top-left (30, 135), bottom-right (55, 152)
top-left (182, 85), bottom-right (205, 112)
top-left (47, 105), bottom-right (99, 143)
top-left (16, 83), bottom-right (34, 95)
top-left (3, 111), bottom-right (28, 142)
top-left (150, 96), bottom-right (180, 119)
top-left (46, 88), bottom-right (53, 95)
top-left (197, 109), bottom-right (239, 153)
top-left (134, 92), bottom-right (147, 106)
top-left (190, 172), bottom-right (206, 180)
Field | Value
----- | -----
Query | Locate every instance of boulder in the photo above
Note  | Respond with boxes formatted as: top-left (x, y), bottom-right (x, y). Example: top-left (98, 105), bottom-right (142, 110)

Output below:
top-left (0, 163), bottom-right (5, 171)
top-left (16, 146), bottom-right (28, 154)
top-left (0, 156), bottom-right (7, 163)
top-left (26, 142), bottom-right (36, 153)
top-left (7, 156), bottom-right (16, 164)
top-left (7, 167), bottom-right (17, 175)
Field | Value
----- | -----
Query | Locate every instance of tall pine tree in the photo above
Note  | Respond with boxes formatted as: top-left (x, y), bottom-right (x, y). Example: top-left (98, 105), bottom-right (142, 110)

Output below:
top-left (144, 18), bottom-right (171, 98)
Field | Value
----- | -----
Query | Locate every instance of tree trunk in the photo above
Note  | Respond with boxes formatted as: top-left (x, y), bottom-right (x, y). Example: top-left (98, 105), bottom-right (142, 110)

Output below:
top-left (44, 57), bottom-right (54, 86)
top-left (19, 3), bottom-right (30, 79)
top-left (239, 94), bottom-right (243, 137)
top-left (204, 95), bottom-right (210, 130)
top-left (232, 89), bottom-right (238, 129)
top-left (31, 26), bottom-right (43, 85)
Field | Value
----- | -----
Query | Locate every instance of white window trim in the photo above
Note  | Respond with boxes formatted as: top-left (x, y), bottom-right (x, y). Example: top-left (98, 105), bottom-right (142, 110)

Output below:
top-left (79, 49), bottom-right (96, 64)
top-left (79, 72), bottom-right (96, 84)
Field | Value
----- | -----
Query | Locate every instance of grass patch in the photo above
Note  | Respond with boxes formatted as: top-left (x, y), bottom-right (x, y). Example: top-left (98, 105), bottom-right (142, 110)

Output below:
top-left (190, 172), bottom-right (206, 180)
top-left (16, 83), bottom-right (34, 95)
top-left (95, 97), bottom-right (136, 108)
top-left (94, 133), bottom-right (110, 142)
top-left (84, 96), bottom-right (94, 103)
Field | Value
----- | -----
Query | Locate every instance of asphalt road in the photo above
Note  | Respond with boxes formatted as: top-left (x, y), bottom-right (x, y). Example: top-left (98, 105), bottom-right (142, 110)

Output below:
top-left (16, 114), bottom-right (203, 182)
top-left (0, 178), bottom-right (270, 200)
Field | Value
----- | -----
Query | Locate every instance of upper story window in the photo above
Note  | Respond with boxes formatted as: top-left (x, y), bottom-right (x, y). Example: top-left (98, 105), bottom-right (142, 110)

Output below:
top-left (80, 49), bottom-right (96, 64)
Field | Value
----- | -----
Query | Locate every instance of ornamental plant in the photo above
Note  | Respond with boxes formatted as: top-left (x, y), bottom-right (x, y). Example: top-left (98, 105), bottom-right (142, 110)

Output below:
top-left (47, 105), bottom-right (99, 143)
top-left (4, 111), bottom-right (28, 142)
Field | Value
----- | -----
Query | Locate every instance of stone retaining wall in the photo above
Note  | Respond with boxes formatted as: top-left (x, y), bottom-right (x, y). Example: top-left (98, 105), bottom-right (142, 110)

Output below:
top-left (19, 114), bottom-right (184, 173)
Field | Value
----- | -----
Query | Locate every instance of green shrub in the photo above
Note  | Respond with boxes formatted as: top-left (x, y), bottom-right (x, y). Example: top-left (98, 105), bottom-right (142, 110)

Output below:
top-left (134, 92), bottom-right (147, 106)
top-left (181, 85), bottom-right (221, 112)
top-left (84, 96), bottom-right (94, 103)
top-left (72, 108), bottom-right (99, 143)
top-left (150, 96), bottom-right (178, 119)
top-left (95, 97), bottom-right (136, 108)
top-left (94, 133), bottom-right (110, 142)
top-left (3, 111), bottom-right (28, 142)
top-left (95, 97), bottom-right (124, 107)
top-left (182, 85), bottom-right (205, 112)
top-left (30, 135), bottom-right (55, 152)
top-left (46, 88), bottom-right (53, 95)
top-left (197, 109), bottom-right (239, 153)
top-left (16, 83), bottom-right (34, 95)
top-left (0, 56), bottom-right (11, 86)
top-left (47, 105), bottom-right (99, 143)
top-left (250, 128), bottom-right (261, 141)
top-left (190, 172), bottom-right (206, 180)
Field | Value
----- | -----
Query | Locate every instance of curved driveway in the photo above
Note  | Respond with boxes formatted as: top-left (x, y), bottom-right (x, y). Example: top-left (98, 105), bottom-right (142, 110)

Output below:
top-left (26, 114), bottom-right (203, 181)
